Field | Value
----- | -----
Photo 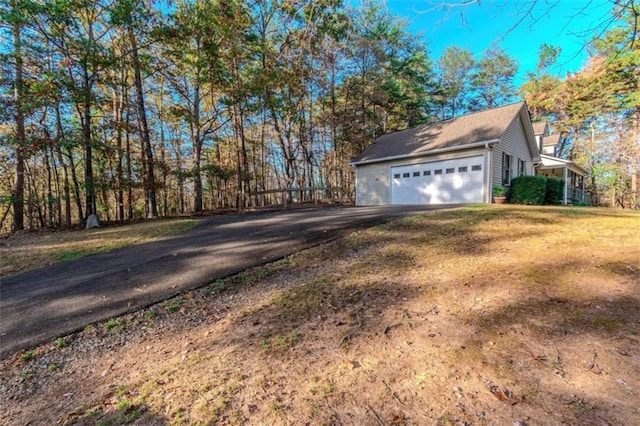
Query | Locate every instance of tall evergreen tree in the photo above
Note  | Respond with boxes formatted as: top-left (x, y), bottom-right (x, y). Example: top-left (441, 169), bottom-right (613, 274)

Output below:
top-left (436, 46), bottom-right (474, 119)
top-left (470, 47), bottom-right (518, 110)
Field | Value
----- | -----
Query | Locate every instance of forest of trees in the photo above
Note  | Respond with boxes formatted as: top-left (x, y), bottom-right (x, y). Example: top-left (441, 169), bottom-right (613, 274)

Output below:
top-left (1, 0), bottom-right (638, 232)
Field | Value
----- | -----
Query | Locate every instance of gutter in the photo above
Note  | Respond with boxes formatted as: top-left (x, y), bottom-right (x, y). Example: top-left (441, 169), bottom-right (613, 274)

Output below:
top-left (350, 138), bottom-right (500, 166)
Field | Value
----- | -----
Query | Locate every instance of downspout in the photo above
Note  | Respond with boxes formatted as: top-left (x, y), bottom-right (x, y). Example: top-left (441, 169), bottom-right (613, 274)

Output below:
top-left (563, 166), bottom-right (568, 205)
top-left (485, 141), bottom-right (493, 203)
top-left (532, 161), bottom-right (541, 176)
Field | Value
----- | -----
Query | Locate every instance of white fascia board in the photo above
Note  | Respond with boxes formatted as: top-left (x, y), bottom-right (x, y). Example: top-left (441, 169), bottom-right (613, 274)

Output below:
top-left (350, 139), bottom-right (499, 166)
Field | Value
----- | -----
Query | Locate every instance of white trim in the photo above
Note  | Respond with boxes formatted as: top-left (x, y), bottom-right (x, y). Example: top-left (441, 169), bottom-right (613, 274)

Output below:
top-left (563, 167), bottom-right (568, 205)
top-left (350, 139), bottom-right (500, 166)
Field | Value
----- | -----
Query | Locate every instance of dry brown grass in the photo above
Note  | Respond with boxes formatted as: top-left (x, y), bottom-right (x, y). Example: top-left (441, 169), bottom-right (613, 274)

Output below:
top-left (1, 205), bottom-right (639, 425)
top-left (0, 218), bottom-right (198, 276)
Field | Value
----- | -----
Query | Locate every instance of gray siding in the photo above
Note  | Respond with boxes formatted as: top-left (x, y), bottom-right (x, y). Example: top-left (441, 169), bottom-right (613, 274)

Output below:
top-left (355, 148), bottom-right (487, 206)
top-left (492, 114), bottom-right (536, 187)
top-left (355, 162), bottom-right (390, 206)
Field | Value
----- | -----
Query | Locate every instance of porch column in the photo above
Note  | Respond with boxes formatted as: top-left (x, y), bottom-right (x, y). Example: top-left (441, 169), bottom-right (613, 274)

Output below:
top-left (563, 167), bottom-right (568, 205)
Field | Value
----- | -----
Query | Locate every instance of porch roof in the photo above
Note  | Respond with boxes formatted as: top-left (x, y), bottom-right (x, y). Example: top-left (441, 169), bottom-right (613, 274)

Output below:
top-left (538, 154), bottom-right (588, 176)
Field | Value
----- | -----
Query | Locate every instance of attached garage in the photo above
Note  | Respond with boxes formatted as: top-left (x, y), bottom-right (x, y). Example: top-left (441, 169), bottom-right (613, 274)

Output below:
top-left (390, 155), bottom-right (485, 205)
top-left (351, 102), bottom-right (541, 206)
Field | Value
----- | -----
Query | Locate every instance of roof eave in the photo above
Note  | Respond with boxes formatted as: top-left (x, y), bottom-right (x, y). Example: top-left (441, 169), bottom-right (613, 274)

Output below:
top-left (350, 139), bottom-right (499, 166)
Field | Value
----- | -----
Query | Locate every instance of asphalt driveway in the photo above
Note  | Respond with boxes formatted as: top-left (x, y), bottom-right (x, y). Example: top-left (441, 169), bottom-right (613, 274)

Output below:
top-left (0, 205), bottom-right (448, 358)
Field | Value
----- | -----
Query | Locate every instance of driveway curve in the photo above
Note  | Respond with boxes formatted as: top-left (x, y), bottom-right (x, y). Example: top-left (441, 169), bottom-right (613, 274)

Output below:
top-left (0, 205), bottom-right (449, 358)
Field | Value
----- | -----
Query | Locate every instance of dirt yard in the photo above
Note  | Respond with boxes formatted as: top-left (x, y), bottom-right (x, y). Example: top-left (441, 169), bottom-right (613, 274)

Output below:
top-left (1, 205), bottom-right (639, 425)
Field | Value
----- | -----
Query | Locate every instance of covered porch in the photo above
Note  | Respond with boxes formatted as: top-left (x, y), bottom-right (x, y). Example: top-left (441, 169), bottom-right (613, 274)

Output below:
top-left (537, 155), bottom-right (588, 205)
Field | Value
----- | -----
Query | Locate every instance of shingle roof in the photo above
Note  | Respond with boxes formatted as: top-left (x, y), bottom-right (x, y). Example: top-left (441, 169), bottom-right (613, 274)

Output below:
top-left (352, 102), bottom-right (525, 164)
top-left (532, 121), bottom-right (548, 136)
top-left (542, 134), bottom-right (561, 146)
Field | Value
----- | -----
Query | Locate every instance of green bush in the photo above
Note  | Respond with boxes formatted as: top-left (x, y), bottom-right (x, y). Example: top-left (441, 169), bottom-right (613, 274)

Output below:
top-left (509, 175), bottom-right (548, 205)
top-left (545, 177), bottom-right (564, 204)
top-left (507, 175), bottom-right (566, 205)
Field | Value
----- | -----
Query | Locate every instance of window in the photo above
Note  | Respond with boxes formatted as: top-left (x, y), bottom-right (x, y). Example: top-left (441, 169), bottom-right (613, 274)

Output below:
top-left (423, 170), bottom-right (431, 176)
top-left (446, 168), bottom-right (455, 174)
top-left (403, 172), bottom-right (410, 178)
top-left (458, 166), bottom-right (468, 173)
top-left (471, 165), bottom-right (482, 171)
top-left (393, 173), bottom-right (400, 179)
top-left (518, 159), bottom-right (526, 176)
top-left (502, 152), bottom-right (512, 185)
top-left (413, 171), bottom-right (420, 177)
top-left (434, 169), bottom-right (443, 175)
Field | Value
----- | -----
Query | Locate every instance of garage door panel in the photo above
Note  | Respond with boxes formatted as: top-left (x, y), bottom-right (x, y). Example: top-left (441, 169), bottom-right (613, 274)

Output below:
top-left (391, 156), bottom-right (484, 205)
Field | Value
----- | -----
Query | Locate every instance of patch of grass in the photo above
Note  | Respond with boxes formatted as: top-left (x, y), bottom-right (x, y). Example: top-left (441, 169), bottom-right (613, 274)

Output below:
top-left (20, 350), bottom-right (35, 361)
top-left (48, 363), bottom-right (59, 371)
top-left (110, 403), bottom-right (143, 424)
top-left (322, 379), bottom-right (336, 395)
top-left (116, 398), bottom-right (131, 410)
top-left (592, 316), bottom-right (620, 330)
top-left (19, 369), bottom-right (34, 379)
top-left (54, 337), bottom-right (67, 348)
top-left (143, 310), bottom-right (157, 319)
top-left (57, 250), bottom-right (88, 261)
top-left (258, 332), bottom-right (303, 352)
top-left (268, 400), bottom-right (285, 415)
top-left (164, 298), bottom-right (183, 313)
top-left (243, 267), bottom-right (274, 285)
top-left (104, 318), bottom-right (121, 331)
top-left (88, 407), bottom-right (102, 417)
top-left (201, 285), bottom-right (214, 297)
top-left (259, 337), bottom-right (272, 351)
top-left (115, 385), bottom-right (128, 397)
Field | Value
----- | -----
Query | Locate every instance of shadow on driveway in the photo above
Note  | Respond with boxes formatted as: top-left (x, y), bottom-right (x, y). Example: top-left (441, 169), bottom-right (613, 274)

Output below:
top-left (0, 205), bottom-right (450, 358)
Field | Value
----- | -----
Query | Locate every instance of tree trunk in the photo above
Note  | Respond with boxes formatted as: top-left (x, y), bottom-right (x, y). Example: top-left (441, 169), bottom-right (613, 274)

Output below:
top-left (81, 67), bottom-right (95, 220)
top-left (11, 0), bottom-right (25, 231)
top-left (124, 95), bottom-right (134, 219)
top-left (49, 144), bottom-right (62, 227)
top-left (632, 108), bottom-right (639, 209)
top-left (192, 79), bottom-right (203, 213)
top-left (55, 100), bottom-right (72, 226)
top-left (65, 146), bottom-right (84, 223)
top-left (128, 25), bottom-right (157, 217)
top-left (175, 137), bottom-right (185, 214)
top-left (158, 78), bottom-right (168, 216)
top-left (44, 145), bottom-right (54, 227)
top-left (113, 88), bottom-right (125, 221)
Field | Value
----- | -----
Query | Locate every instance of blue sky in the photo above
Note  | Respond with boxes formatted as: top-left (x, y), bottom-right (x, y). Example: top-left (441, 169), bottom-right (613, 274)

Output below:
top-left (383, 0), bottom-right (614, 84)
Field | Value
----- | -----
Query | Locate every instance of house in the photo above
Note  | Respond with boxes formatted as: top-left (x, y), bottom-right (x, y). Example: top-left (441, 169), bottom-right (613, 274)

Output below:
top-left (532, 123), bottom-right (588, 205)
top-left (351, 101), bottom-right (540, 205)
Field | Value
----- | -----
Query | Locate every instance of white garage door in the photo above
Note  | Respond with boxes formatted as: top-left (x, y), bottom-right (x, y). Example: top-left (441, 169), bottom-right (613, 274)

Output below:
top-left (391, 155), bottom-right (485, 204)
